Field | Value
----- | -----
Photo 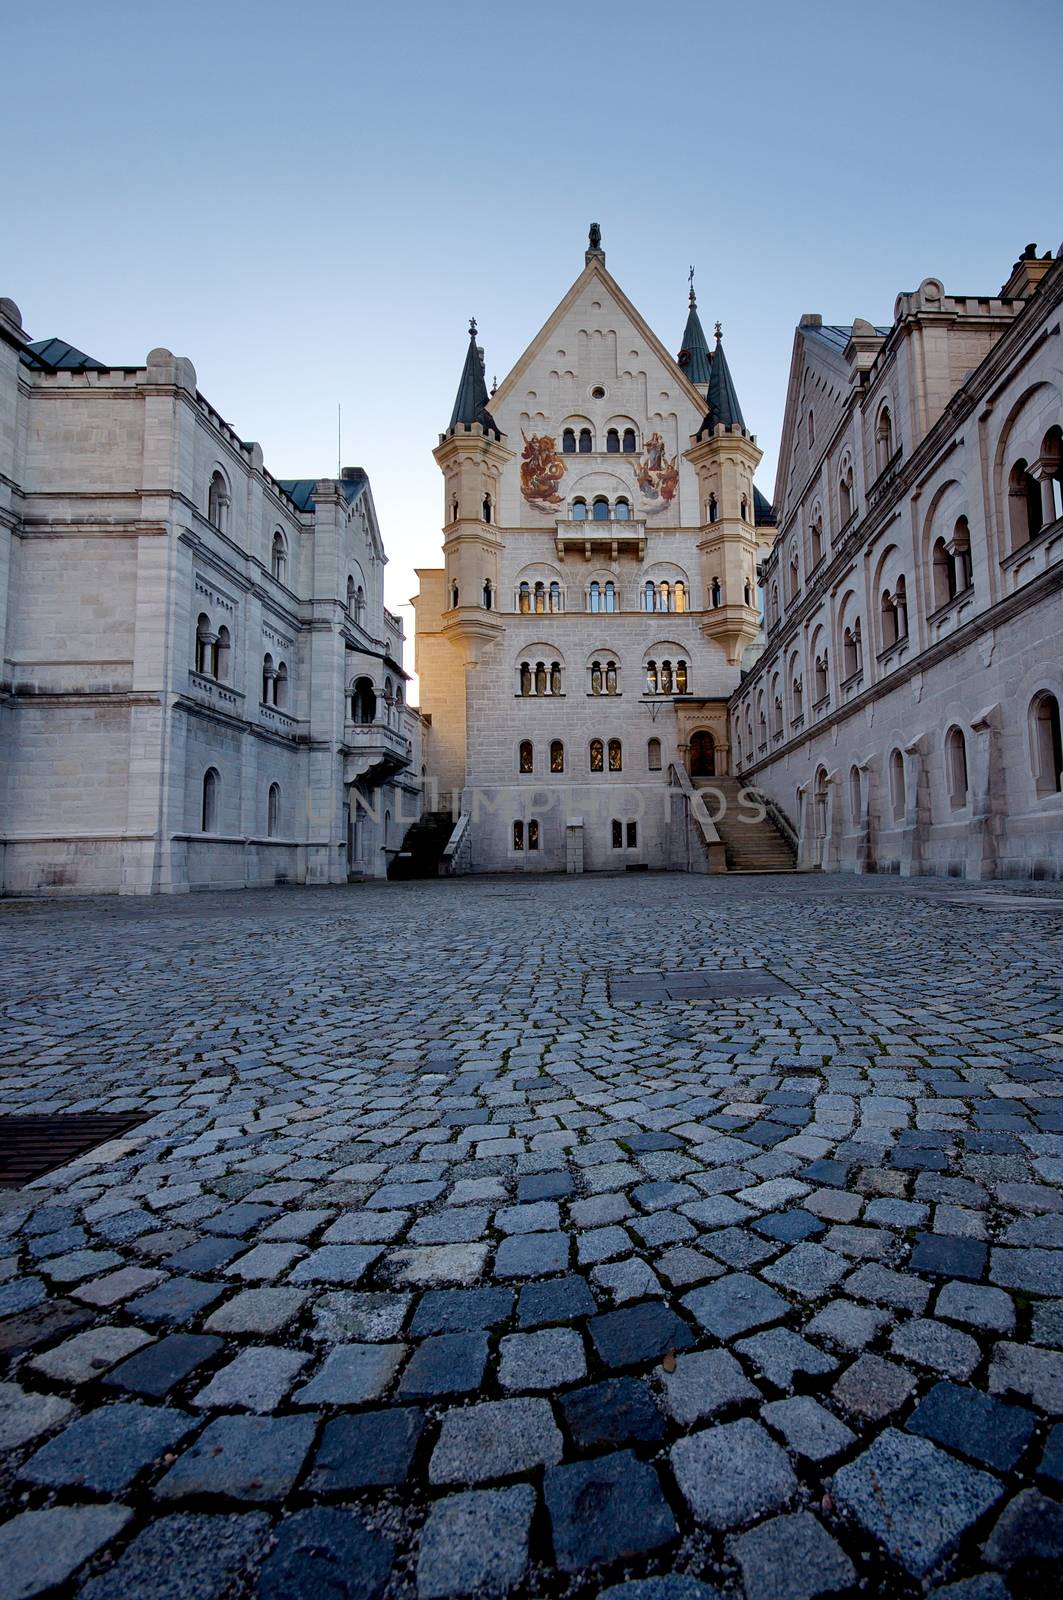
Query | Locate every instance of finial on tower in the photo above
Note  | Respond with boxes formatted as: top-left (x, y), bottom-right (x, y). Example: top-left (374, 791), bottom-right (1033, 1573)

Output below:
top-left (468, 317), bottom-right (478, 339)
top-left (688, 265), bottom-right (696, 308)
top-left (715, 320), bottom-right (723, 340)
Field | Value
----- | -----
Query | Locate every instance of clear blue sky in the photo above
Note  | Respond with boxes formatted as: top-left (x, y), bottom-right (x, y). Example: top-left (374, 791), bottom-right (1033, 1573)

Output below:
top-left (4, 0), bottom-right (1060, 642)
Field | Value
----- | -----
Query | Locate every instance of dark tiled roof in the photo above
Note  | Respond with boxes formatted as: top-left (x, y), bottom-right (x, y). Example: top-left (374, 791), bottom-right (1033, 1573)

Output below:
top-left (754, 486), bottom-right (775, 525)
top-left (21, 338), bottom-right (106, 372)
top-left (701, 332), bottom-right (745, 432)
top-left (448, 325), bottom-right (500, 437)
top-left (677, 296), bottom-right (712, 385)
top-left (276, 472), bottom-right (366, 513)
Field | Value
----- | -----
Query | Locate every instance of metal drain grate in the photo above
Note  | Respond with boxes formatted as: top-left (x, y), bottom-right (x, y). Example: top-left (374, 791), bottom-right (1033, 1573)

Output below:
top-left (0, 1114), bottom-right (147, 1188)
top-left (609, 970), bottom-right (794, 1004)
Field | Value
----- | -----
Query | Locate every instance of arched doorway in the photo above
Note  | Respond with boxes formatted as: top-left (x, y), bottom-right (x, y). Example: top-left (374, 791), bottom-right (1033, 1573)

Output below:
top-left (689, 730), bottom-right (716, 777)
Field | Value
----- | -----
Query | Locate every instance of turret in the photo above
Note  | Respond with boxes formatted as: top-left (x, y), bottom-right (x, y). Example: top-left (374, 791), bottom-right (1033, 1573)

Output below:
top-left (685, 324), bottom-right (763, 665)
top-left (676, 271), bottom-right (712, 392)
top-left (433, 319), bottom-right (513, 661)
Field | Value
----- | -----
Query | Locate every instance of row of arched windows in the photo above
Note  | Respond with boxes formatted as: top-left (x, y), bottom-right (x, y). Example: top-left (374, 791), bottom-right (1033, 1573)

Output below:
top-left (645, 659), bottom-right (688, 694)
top-left (261, 653), bottom-right (289, 708)
top-left (208, 471), bottom-right (295, 587)
top-left (518, 660), bottom-right (564, 696)
top-left (1008, 426), bottom-right (1063, 548)
top-left (571, 496), bottom-right (633, 521)
top-left (346, 576), bottom-right (367, 623)
top-left (195, 613), bottom-right (231, 681)
top-left (349, 674), bottom-right (403, 723)
top-left (562, 427), bottom-right (638, 454)
top-left (201, 769), bottom-right (281, 837)
top-left (516, 657), bottom-right (692, 697)
top-left (516, 737), bottom-right (664, 775)
top-left (514, 576), bottom-right (692, 612)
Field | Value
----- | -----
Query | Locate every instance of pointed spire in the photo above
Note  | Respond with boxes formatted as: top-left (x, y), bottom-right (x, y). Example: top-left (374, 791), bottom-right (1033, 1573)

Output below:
top-left (700, 322), bottom-right (746, 432)
top-left (676, 267), bottom-right (712, 385)
top-left (448, 318), bottom-right (500, 437)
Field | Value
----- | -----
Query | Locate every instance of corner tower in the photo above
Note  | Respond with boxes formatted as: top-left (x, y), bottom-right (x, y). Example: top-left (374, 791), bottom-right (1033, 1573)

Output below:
top-left (433, 320), bottom-right (513, 664)
top-left (685, 325), bottom-right (765, 664)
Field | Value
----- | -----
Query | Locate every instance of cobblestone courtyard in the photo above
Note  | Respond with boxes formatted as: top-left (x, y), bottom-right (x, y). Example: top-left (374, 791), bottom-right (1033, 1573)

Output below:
top-left (1, 874), bottom-right (1061, 1600)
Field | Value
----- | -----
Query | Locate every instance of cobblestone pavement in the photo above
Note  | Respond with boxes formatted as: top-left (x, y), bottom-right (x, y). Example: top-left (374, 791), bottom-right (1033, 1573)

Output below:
top-left (1, 874), bottom-right (1062, 1600)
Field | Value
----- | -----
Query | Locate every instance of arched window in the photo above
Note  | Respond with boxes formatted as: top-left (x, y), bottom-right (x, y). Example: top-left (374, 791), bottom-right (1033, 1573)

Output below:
top-left (644, 580), bottom-right (655, 611)
top-left (267, 782), bottom-right (280, 837)
top-left (605, 660), bottom-right (618, 695)
top-left (519, 739), bottom-right (533, 774)
top-left (483, 579), bottom-right (493, 609)
top-left (807, 409), bottom-right (815, 449)
top-left (792, 675), bottom-right (803, 719)
top-left (592, 496), bottom-right (610, 521)
top-left (590, 659), bottom-right (603, 695)
top-left (534, 661), bottom-right (547, 696)
top-left (810, 513), bottom-right (823, 567)
top-left (606, 428), bottom-right (620, 453)
top-left (351, 677), bottom-right (375, 723)
top-left (608, 738), bottom-right (622, 771)
top-left (1031, 691), bottom-right (1063, 796)
top-left (646, 660), bottom-right (658, 693)
top-left (1008, 458), bottom-right (1042, 549)
top-left (589, 581), bottom-right (601, 613)
top-left (843, 621), bottom-right (862, 679)
top-left (787, 552), bottom-right (799, 603)
top-left (519, 581), bottom-right (531, 614)
top-left (895, 575), bottom-right (908, 638)
top-left (346, 575), bottom-right (356, 614)
top-left (450, 495), bottom-right (459, 524)
top-left (550, 661), bottom-right (562, 695)
top-left (273, 661), bottom-right (289, 709)
top-left (562, 428), bottom-right (576, 454)
top-left (534, 581), bottom-right (546, 614)
top-left (770, 584), bottom-right (780, 628)
top-left (482, 495), bottom-right (492, 523)
top-left (849, 765), bottom-right (861, 824)
top-left (660, 660), bottom-right (673, 694)
top-left (946, 727), bottom-right (969, 810)
top-left (611, 818), bottom-right (623, 849)
top-left (451, 584), bottom-right (459, 608)
top-left (528, 819), bottom-right (540, 851)
top-left (708, 494), bottom-right (718, 522)
top-left (549, 580), bottom-right (561, 612)
top-left (744, 578), bottom-right (753, 606)
top-left (550, 739), bottom-right (564, 773)
top-left (207, 471), bottom-right (229, 530)
top-left (876, 406), bottom-right (894, 474)
top-left (614, 498), bottom-right (630, 521)
top-left (676, 659), bottom-right (688, 694)
top-left (711, 577), bottom-right (722, 608)
top-left (513, 820), bottom-right (525, 851)
top-left (839, 460), bottom-right (854, 523)
top-left (1042, 426), bottom-right (1063, 523)
top-left (741, 495), bottom-right (749, 521)
top-left (519, 661), bottom-right (532, 696)
top-left (623, 428), bottom-right (637, 453)
top-left (578, 428), bottom-right (592, 453)
top-left (355, 586), bottom-right (366, 624)
top-left (659, 581), bottom-right (671, 613)
top-left (215, 625), bottom-right (231, 683)
top-left (604, 581), bottom-right (617, 612)
top-left (881, 589), bottom-right (899, 647)
top-left (572, 498), bottom-right (588, 521)
top-left (773, 694), bottom-right (783, 736)
top-left (195, 613), bottom-right (213, 676)
top-left (261, 652), bottom-right (274, 704)
top-left (814, 653), bottom-right (828, 703)
top-left (647, 737), bottom-right (662, 771)
top-left (590, 738), bottom-right (604, 772)
top-left (201, 767), bottom-right (220, 833)
top-left (271, 531), bottom-right (287, 583)
top-left (889, 748), bottom-right (905, 822)
top-left (396, 685), bottom-right (404, 706)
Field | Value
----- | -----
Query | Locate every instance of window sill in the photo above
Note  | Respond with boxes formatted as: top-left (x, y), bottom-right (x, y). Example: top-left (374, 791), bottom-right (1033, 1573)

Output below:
top-left (840, 671), bottom-right (864, 693)
top-left (1001, 515), bottom-right (1063, 570)
top-left (515, 692), bottom-right (566, 699)
top-left (812, 696), bottom-right (830, 713)
top-left (587, 692), bottom-right (622, 699)
top-left (927, 585), bottom-right (975, 625)
top-left (876, 637), bottom-right (911, 667)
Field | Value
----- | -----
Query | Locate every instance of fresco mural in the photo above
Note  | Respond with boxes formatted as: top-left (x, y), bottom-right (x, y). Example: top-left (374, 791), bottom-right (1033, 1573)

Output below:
top-left (635, 431), bottom-right (679, 511)
top-left (520, 433), bottom-right (565, 511)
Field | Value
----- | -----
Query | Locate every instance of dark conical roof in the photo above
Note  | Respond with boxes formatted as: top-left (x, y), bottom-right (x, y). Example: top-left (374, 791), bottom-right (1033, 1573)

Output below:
top-left (677, 289), bottom-right (712, 385)
top-left (700, 325), bottom-right (746, 432)
top-left (448, 319), bottom-right (500, 437)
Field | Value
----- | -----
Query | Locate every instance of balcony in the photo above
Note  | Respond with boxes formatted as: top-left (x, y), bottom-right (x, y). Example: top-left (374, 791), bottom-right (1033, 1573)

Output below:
top-left (555, 516), bottom-right (646, 562)
top-left (343, 718), bottom-right (412, 785)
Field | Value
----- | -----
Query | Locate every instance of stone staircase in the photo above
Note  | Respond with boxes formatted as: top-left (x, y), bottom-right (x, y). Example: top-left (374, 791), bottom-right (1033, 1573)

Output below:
top-left (387, 810), bottom-right (455, 879)
top-left (693, 776), bottom-right (797, 872)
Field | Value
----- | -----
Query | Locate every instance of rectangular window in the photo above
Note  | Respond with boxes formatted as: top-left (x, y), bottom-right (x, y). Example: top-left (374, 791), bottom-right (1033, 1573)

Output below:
top-left (626, 821), bottom-right (638, 848)
top-left (611, 819), bottom-right (623, 849)
top-left (513, 820), bottom-right (524, 851)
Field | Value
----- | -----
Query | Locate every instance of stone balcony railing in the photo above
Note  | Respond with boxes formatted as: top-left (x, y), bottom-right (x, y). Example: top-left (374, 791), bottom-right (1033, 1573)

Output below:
top-left (343, 718), bottom-right (412, 785)
top-left (555, 516), bottom-right (647, 561)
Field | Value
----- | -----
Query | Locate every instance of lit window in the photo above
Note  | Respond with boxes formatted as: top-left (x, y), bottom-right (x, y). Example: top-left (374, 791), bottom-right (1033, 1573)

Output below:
top-left (608, 738), bottom-right (622, 772)
top-left (550, 740), bottom-right (564, 773)
top-left (519, 740), bottom-right (533, 774)
top-left (590, 738), bottom-right (604, 772)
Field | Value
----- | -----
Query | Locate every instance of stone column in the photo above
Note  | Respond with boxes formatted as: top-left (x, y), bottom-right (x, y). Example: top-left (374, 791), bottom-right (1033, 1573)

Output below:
top-left (966, 704), bottom-right (1001, 881)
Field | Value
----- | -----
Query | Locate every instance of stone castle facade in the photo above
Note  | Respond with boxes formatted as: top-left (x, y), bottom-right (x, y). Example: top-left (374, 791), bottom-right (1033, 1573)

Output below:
top-left (413, 231), bottom-right (778, 874)
top-left (0, 298), bottom-right (422, 895)
top-left (731, 243), bottom-right (1063, 880)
